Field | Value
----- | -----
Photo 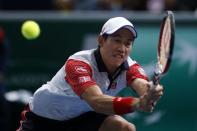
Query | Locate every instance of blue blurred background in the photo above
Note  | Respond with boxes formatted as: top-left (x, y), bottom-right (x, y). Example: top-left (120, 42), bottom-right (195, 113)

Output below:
top-left (0, 0), bottom-right (197, 131)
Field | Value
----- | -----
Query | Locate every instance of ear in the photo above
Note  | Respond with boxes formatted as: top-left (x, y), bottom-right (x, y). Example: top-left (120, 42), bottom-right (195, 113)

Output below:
top-left (97, 35), bottom-right (105, 47)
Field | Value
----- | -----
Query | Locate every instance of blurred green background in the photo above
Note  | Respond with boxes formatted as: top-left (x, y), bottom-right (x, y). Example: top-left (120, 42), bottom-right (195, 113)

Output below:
top-left (0, 11), bottom-right (197, 131)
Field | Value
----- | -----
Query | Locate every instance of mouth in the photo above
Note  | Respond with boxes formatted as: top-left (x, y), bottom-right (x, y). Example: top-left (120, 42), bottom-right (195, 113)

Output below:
top-left (113, 54), bottom-right (124, 59)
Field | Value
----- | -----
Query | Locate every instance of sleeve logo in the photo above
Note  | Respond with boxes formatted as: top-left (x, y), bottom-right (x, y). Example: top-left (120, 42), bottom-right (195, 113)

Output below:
top-left (138, 67), bottom-right (146, 76)
top-left (75, 66), bottom-right (88, 73)
top-left (78, 76), bottom-right (91, 83)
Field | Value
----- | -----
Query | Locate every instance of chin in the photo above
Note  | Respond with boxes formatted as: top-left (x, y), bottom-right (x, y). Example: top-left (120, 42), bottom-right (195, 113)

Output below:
top-left (110, 56), bottom-right (125, 67)
top-left (114, 61), bottom-right (123, 67)
top-left (117, 58), bottom-right (125, 63)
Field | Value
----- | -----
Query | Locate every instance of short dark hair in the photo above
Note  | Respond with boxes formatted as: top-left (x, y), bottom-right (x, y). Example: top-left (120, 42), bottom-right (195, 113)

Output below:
top-left (101, 33), bottom-right (109, 40)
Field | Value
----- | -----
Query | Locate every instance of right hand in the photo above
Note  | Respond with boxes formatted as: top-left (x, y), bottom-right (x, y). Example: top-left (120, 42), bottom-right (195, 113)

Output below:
top-left (138, 93), bottom-right (155, 112)
top-left (137, 82), bottom-right (164, 112)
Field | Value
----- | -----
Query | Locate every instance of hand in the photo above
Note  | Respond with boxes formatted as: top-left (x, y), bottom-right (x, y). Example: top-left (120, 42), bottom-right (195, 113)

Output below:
top-left (147, 81), bottom-right (164, 102)
top-left (138, 93), bottom-right (155, 112)
top-left (136, 81), bottom-right (164, 112)
top-left (131, 92), bottom-right (154, 112)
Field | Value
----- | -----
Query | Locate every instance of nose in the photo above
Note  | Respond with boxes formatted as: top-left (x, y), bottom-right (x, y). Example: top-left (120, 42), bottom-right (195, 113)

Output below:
top-left (117, 43), bottom-right (126, 52)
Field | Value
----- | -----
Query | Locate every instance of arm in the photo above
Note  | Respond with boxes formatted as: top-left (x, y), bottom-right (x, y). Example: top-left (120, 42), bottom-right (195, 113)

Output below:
top-left (129, 78), bottom-right (154, 112)
top-left (81, 84), bottom-right (140, 115)
top-left (126, 63), bottom-right (149, 97)
top-left (127, 64), bottom-right (163, 112)
top-left (130, 78), bottom-right (163, 103)
top-left (81, 85), bottom-right (114, 114)
top-left (65, 59), bottom-right (140, 115)
top-left (130, 78), bottom-right (149, 97)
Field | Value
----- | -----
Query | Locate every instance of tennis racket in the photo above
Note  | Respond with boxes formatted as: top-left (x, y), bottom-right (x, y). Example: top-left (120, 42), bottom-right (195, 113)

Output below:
top-left (153, 11), bottom-right (175, 85)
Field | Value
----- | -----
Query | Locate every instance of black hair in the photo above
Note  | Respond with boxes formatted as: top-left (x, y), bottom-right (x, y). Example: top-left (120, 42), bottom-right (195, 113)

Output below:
top-left (101, 33), bottom-right (109, 40)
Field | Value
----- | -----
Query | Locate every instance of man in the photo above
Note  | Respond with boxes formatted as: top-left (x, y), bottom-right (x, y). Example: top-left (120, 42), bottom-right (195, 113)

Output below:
top-left (17, 17), bottom-right (163, 131)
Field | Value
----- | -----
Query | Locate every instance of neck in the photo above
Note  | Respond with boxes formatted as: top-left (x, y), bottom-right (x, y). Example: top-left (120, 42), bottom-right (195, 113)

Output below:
top-left (100, 51), bottom-right (119, 74)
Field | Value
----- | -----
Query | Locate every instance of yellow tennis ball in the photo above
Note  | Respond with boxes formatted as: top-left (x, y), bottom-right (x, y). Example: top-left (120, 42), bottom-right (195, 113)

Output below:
top-left (21, 20), bottom-right (40, 40)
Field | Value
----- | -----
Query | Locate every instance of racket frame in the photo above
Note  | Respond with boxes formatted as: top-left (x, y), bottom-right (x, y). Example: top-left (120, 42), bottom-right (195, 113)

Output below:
top-left (153, 11), bottom-right (175, 85)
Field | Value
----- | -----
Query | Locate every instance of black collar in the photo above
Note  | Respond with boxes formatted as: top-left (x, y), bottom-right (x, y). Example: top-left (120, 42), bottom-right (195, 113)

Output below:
top-left (93, 48), bottom-right (129, 73)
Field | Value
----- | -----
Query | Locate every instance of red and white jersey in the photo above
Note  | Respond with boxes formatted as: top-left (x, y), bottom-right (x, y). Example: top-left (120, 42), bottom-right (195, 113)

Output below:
top-left (29, 48), bottom-right (148, 120)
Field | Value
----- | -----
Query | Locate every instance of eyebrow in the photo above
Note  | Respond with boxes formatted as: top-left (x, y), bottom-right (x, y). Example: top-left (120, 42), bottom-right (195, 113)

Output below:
top-left (110, 34), bottom-right (120, 37)
top-left (110, 34), bottom-right (134, 41)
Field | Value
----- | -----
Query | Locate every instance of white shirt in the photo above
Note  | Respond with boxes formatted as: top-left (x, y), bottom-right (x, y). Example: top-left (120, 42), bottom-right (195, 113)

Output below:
top-left (29, 48), bottom-right (147, 120)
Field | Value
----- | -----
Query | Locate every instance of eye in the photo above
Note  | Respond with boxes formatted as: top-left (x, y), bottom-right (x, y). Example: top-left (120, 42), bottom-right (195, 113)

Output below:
top-left (112, 37), bottom-right (121, 43)
top-left (125, 40), bottom-right (133, 47)
top-left (115, 39), bottom-right (121, 43)
top-left (125, 42), bottom-right (131, 47)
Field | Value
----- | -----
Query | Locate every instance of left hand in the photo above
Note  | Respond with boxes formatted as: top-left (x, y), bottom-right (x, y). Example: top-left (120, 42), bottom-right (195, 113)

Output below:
top-left (137, 82), bottom-right (163, 112)
top-left (147, 81), bottom-right (164, 102)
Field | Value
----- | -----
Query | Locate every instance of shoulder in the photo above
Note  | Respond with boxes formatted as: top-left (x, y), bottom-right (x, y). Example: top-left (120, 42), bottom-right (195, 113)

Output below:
top-left (68, 49), bottom-right (96, 64)
top-left (72, 49), bottom-right (96, 57)
top-left (65, 49), bottom-right (97, 71)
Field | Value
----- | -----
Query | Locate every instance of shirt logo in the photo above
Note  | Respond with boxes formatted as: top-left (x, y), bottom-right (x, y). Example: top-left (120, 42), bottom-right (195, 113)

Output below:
top-left (78, 76), bottom-right (91, 83)
top-left (75, 66), bottom-right (88, 73)
top-left (110, 82), bottom-right (117, 89)
top-left (138, 67), bottom-right (146, 76)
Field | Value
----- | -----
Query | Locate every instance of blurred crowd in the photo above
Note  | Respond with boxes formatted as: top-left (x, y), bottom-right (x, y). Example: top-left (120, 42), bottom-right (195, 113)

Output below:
top-left (0, 0), bottom-right (196, 12)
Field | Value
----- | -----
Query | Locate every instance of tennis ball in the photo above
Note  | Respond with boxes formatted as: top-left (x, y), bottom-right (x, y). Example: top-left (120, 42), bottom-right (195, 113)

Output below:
top-left (21, 20), bottom-right (40, 40)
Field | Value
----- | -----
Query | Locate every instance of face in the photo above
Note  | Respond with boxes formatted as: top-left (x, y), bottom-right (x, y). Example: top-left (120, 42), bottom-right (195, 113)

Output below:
top-left (98, 28), bottom-right (135, 73)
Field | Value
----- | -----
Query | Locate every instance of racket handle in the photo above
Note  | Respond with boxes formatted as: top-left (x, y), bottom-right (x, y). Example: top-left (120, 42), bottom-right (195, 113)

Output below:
top-left (153, 73), bottom-right (160, 85)
top-left (153, 62), bottom-right (163, 85)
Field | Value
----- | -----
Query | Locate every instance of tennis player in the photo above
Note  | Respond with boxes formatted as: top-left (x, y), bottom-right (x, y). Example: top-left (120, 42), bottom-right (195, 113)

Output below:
top-left (17, 17), bottom-right (163, 131)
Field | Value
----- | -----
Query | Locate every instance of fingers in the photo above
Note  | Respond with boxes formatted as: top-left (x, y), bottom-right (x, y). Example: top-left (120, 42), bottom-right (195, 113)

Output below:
top-left (150, 91), bottom-right (163, 101)
top-left (148, 83), bottom-right (164, 101)
top-left (153, 85), bottom-right (163, 100)
top-left (139, 93), bottom-right (154, 112)
top-left (138, 82), bottom-right (164, 112)
top-left (152, 85), bottom-right (163, 93)
top-left (147, 81), bottom-right (163, 91)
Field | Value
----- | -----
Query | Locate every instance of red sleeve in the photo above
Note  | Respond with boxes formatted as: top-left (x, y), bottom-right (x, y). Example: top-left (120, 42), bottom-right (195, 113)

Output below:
top-left (65, 59), bottom-right (97, 96)
top-left (126, 63), bottom-right (149, 85)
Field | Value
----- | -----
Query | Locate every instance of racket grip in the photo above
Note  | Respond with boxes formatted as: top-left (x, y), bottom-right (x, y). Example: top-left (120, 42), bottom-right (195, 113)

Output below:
top-left (153, 62), bottom-right (163, 85)
top-left (153, 73), bottom-right (160, 85)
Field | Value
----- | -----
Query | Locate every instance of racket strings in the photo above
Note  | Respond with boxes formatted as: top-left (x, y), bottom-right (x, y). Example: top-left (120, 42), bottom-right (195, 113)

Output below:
top-left (159, 16), bottom-right (172, 70)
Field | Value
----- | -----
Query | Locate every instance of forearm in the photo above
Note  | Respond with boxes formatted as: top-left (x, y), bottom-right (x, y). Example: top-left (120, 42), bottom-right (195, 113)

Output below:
top-left (87, 94), bottom-right (114, 114)
top-left (81, 86), bottom-right (140, 115)
top-left (130, 78), bottom-right (149, 96)
top-left (90, 95), bottom-right (141, 115)
top-left (130, 79), bottom-right (164, 112)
